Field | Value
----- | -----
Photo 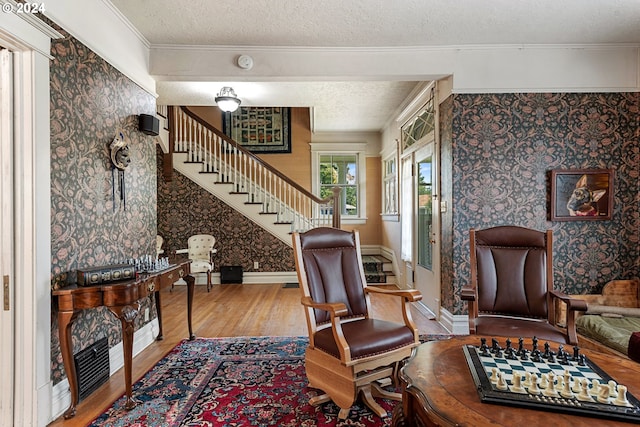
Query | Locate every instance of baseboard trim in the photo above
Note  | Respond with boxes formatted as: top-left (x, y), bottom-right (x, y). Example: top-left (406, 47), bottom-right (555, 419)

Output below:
top-left (439, 307), bottom-right (469, 335)
top-left (176, 271), bottom-right (299, 286)
top-left (51, 318), bottom-right (159, 420)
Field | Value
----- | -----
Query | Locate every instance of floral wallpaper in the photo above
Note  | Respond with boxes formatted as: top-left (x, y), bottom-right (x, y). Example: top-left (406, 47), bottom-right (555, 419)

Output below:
top-left (445, 92), bottom-right (640, 315)
top-left (156, 148), bottom-right (295, 273)
top-left (49, 26), bottom-right (157, 384)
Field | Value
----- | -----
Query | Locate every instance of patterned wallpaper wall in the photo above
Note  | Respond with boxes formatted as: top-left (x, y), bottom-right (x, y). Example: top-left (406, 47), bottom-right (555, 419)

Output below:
top-left (156, 148), bottom-right (295, 273)
top-left (445, 92), bottom-right (639, 315)
top-left (49, 26), bottom-right (157, 384)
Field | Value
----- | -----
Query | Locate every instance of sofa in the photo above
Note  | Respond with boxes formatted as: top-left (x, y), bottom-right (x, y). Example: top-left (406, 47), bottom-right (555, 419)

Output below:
top-left (556, 279), bottom-right (640, 361)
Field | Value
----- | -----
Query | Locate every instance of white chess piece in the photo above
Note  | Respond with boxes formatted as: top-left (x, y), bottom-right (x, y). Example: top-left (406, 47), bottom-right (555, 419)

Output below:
top-left (496, 371), bottom-right (508, 391)
top-left (608, 380), bottom-right (617, 398)
top-left (523, 372), bottom-right (532, 388)
top-left (571, 377), bottom-right (582, 393)
top-left (491, 367), bottom-right (499, 384)
top-left (590, 379), bottom-right (600, 397)
top-left (597, 385), bottom-right (611, 404)
top-left (555, 375), bottom-right (564, 391)
top-left (543, 376), bottom-right (560, 397)
top-left (539, 373), bottom-right (549, 389)
top-left (528, 374), bottom-right (541, 395)
top-left (510, 373), bottom-right (526, 394)
top-left (560, 373), bottom-right (574, 399)
top-left (614, 385), bottom-right (631, 407)
top-left (577, 380), bottom-right (594, 402)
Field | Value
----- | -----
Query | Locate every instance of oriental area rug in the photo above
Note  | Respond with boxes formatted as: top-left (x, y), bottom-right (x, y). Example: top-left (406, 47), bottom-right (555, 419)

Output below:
top-left (88, 335), bottom-right (451, 427)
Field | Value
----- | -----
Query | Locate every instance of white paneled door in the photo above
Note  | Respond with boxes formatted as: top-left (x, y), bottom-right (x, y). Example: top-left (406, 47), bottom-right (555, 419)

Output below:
top-left (0, 47), bottom-right (15, 427)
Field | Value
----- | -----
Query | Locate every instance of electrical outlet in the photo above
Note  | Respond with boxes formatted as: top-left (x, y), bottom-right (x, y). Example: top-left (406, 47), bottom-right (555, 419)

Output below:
top-left (144, 307), bottom-right (150, 322)
top-left (253, 261), bottom-right (259, 269)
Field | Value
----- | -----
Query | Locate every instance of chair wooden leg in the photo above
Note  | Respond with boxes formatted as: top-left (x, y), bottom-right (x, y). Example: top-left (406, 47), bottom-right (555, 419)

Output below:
top-left (359, 384), bottom-right (387, 417)
top-left (371, 381), bottom-right (402, 401)
top-left (309, 393), bottom-right (332, 407)
top-left (206, 271), bottom-right (212, 292)
top-left (309, 393), bottom-right (351, 420)
top-left (338, 407), bottom-right (351, 420)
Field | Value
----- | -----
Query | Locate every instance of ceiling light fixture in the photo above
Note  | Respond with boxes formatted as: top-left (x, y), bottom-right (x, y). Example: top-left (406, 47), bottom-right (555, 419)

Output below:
top-left (215, 86), bottom-right (241, 113)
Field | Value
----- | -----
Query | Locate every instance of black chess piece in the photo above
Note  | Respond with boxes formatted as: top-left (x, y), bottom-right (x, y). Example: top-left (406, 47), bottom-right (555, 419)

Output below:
top-left (505, 347), bottom-right (518, 360)
top-left (532, 336), bottom-right (539, 352)
top-left (548, 351), bottom-right (556, 363)
top-left (517, 338), bottom-right (525, 356)
top-left (573, 345), bottom-right (581, 362)
top-left (578, 354), bottom-right (586, 366)
top-left (543, 342), bottom-right (551, 359)
top-left (520, 349), bottom-right (529, 361)
top-left (481, 346), bottom-right (491, 357)
top-left (491, 338), bottom-right (501, 353)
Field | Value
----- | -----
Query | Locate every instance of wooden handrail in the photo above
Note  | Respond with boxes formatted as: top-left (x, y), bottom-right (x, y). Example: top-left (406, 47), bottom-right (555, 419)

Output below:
top-left (180, 106), bottom-right (335, 207)
top-left (167, 106), bottom-right (342, 229)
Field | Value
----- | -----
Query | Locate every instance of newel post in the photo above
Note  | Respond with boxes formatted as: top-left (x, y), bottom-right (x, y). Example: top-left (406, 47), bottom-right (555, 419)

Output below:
top-left (331, 186), bottom-right (341, 229)
top-left (162, 106), bottom-right (175, 182)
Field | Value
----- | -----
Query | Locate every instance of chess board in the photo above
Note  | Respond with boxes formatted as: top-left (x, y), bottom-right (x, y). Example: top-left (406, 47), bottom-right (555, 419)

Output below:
top-left (463, 338), bottom-right (640, 423)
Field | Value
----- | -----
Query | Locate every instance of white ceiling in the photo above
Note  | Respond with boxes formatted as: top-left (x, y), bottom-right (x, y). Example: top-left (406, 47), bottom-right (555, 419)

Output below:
top-left (109, 0), bottom-right (640, 132)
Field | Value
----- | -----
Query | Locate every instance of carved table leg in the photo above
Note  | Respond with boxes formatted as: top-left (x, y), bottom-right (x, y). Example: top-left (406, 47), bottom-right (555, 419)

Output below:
top-left (184, 274), bottom-right (196, 340)
top-left (108, 304), bottom-right (142, 410)
top-left (154, 289), bottom-right (163, 341)
top-left (58, 310), bottom-right (79, 419)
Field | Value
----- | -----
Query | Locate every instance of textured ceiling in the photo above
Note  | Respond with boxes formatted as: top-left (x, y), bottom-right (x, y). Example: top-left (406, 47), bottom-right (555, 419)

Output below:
top-left (111, 0), bottom-right (640, 47)
top-left (109, 0), bottom-right (640, 132)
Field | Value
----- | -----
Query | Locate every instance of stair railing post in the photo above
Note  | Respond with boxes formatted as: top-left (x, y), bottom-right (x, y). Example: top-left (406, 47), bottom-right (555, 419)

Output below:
top-left (332, 186), bottom-right (341, 229)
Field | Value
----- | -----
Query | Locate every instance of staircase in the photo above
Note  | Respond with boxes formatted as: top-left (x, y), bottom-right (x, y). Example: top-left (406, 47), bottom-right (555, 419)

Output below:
top-left (156, 106), bottom-right (395, 285)
top-left (158, 106), bottom-right (340, 246)
top-left (362, 255), bottom-right (395, 284)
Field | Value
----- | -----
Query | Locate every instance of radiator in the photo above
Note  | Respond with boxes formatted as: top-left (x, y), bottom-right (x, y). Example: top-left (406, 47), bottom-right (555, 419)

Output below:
top-left (73, 337), bottom-right (109, 401)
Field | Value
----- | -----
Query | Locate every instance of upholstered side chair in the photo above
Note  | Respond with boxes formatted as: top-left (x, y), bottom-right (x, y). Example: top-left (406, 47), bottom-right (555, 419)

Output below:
top-left (461, 225), bottom-right (587, 345)
top-left (292, 227), bottom-right (422, 419)
top-left (176, 234), bottom-right (217, 291)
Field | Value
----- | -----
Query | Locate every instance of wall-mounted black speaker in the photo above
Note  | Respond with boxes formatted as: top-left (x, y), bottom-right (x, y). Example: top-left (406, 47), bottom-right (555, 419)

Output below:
top-left (138, 114), bottom-right (159, 136)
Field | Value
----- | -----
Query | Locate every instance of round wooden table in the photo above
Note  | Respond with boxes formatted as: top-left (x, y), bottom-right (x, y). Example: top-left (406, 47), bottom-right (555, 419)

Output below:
top-left (392, 335), bottom-right (640, 426)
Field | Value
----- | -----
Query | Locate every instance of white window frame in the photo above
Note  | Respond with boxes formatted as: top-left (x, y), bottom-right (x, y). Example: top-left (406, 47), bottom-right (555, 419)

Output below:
top-left (381, 144), bottom-right (399, 222)
top-left (311, 142), bottom-right (367, 225)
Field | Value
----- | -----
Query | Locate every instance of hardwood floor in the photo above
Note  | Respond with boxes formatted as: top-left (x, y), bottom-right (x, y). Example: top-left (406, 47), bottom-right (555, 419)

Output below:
top-left (47, 283), bottom-right (449, 426)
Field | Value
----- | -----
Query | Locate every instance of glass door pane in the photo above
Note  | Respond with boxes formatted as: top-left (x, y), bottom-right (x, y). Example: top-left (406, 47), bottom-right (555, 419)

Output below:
top-left (417, 155), bottom-right (433, 270)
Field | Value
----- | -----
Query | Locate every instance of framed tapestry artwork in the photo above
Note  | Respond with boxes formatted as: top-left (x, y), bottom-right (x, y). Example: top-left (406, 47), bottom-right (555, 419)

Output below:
top-left (223, 107), bottom-right (291, 153)
top-left (550, 168), bottom-right (614, 221)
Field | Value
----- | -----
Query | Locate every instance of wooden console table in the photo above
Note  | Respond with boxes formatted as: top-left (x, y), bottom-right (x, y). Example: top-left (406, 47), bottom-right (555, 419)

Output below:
top-left (52, 259), bottom-right (194, 419)
top-left (392, 335), bottom-right (640, 426)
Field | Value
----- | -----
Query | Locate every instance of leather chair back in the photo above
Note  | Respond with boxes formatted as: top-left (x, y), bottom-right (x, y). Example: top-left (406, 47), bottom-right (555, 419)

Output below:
top-left (297, 227), bottom-right (368, 324)
top-left (473, 226), bottom-right (550, 319)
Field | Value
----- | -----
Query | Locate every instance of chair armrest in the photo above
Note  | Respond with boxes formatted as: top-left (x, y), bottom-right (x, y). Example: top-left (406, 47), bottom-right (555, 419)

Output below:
top-left (211, 248), bottom-right (217, 254)
top-left (301, 296), bottom-right (351, 360)
top-left (175, 248), bottom-right (189, 255)
top-left (550, 290), bottom-right (587, 345)
top-left (460, 286), bottom-right (476, 301)
top-left (300, 296), bottom-right (348, 317)
top-left (365, 286), bottom-right (422, 302)
top-left (550, 290), bottom-right (588, 312)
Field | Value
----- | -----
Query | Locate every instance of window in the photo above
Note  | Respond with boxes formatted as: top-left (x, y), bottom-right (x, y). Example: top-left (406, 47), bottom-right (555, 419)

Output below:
top-left (382, 155), bottom-right (398, 219)
top-left (401, 89), bottom-right (435, 151)
top-left (319, 154), bottom-right (359, 217)
top-left (311, 143), bottom-right (367, 224)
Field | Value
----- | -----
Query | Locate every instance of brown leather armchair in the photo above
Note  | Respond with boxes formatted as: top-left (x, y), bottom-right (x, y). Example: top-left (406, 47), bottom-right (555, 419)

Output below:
top-left (461, 226), bottom-right (587, 345)
top-left (292, 227), bottom-right (422, 419)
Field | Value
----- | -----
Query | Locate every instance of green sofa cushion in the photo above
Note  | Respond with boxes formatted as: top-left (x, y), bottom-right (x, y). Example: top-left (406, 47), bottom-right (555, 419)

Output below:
top-left (577, 314), bottom-right (640, 356)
